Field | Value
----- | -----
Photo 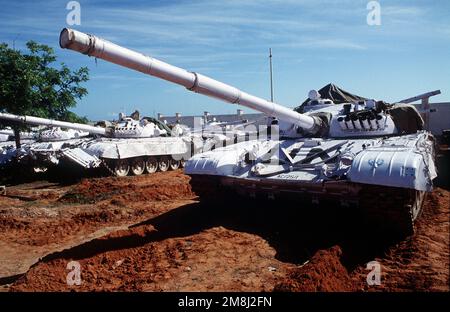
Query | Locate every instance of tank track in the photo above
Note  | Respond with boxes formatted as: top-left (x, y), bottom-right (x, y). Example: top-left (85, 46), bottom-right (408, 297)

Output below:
top-left (189, 175), bottom-right (227, 201)
top-left (189, 175), bottom-right (424, 238)
top-left (101, 159), bottom-right (117, 176)
top-left (358, 185), bottom-right (424, 238)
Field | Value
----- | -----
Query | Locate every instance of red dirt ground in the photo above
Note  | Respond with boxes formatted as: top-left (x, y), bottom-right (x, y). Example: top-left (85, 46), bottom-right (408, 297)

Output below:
top-left (0, 170), bottom-right (448, 292)
top-left (276, 189), bottom-right (449, 292)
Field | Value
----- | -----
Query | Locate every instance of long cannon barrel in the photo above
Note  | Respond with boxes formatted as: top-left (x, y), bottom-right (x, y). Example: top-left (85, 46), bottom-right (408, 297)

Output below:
top-left (398, 90), bottom-right (441, 104)
top-left (0, 129), bottom-right (14, 136)
top-left (0, 128), bottom-right (35, 139)
top-left (0, 112), bottom-right (107, 136)
top-left (59, 28), bottom-right (321, 133)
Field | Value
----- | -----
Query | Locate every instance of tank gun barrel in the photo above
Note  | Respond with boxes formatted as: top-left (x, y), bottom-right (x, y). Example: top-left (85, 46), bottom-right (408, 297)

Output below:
top-left (0, 129), bottom-right (14, 136)
top-left (59, 28), bottom-right (320, 133)
top-left (0, 112), bottom-right (106, 136)
top-left (398, 90), bottom-right (441, 104)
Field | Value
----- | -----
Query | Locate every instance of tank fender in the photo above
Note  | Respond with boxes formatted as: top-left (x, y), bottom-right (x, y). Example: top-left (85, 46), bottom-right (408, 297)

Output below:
top-left (347, 146), bottom-right (436, 191)
top-left (185, 140), bottom-right (277, 176)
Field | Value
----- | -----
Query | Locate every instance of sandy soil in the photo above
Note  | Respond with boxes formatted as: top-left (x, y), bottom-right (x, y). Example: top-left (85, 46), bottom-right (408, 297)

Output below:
top-left (0, 170), bottom-right (448, 292)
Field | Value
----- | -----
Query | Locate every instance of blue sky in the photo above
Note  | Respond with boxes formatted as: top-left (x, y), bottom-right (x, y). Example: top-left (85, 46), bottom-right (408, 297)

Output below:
top-left (0, 0), bottom-right (449, 120)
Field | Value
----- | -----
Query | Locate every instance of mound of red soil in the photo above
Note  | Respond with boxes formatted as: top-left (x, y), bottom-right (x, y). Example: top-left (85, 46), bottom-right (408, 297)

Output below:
top-left (274, 246), bottom-right (359, 292)
top-left (9, 226), bottom-right (286, 292)
top-left (350, 188), bottom-right (450, 291)
top-left (2, 170), bottom-right (448, 292)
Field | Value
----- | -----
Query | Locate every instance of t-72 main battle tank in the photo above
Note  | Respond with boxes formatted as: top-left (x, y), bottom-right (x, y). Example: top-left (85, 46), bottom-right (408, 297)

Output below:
top-left (79, 111), bottom-right (194, 176)
top-left (0, 111), bottom-right (194, 176)
top-left (0, 127), bottom-right (36, 168)
top-left (60, 28), bottom-right (437, 235)
top-left (0, 128), bottom-right (36, 150)
top-left (0, 112), bottom-right (100, 171)
top-left (0, 128), bottom-right (36, 142)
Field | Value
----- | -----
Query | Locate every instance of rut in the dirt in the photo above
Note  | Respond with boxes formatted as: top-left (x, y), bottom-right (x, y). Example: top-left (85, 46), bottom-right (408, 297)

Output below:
top-left (2, 169), bottom-right (448, 292)
top-left (9, 191), bottom-right (428, 292)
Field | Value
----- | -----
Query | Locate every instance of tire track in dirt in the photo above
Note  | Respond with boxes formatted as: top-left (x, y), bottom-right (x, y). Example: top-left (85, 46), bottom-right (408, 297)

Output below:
top-left (0, 171), bottom-right (196, 291)
top-left (2, 170), bottom-right (448, 292)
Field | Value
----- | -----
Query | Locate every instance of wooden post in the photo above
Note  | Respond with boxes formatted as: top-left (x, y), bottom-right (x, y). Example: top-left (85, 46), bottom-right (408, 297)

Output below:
top-left (13, 126), bottom-right (21, 149)
top-left (422, 97), bottom-right (430, 131)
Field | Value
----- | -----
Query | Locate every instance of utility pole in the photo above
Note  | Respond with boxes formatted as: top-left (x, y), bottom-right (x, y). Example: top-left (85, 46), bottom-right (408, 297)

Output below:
top-left (269, 48), bottom-right (274, 102)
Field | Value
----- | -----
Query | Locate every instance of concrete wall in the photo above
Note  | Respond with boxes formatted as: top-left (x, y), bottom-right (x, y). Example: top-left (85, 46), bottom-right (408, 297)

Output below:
top-left (158, 110), bottom-right (268, 129)
top-left (412, 102), bottom-right (450, 135)
top-left (159, 102), bottom-right (450, 135)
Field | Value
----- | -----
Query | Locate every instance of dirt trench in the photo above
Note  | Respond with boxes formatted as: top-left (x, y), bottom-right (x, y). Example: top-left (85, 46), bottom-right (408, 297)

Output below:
top-left (0, 170), bottom-right (448, 292)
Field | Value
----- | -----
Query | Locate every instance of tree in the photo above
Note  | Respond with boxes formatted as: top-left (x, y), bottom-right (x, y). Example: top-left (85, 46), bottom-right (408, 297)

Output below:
top-left (0, 41), bottom-right (89, 147)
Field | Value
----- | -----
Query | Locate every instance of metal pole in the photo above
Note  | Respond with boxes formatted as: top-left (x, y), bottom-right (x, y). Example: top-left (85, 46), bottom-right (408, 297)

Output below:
top-left (269, 48), bottom-right (274, 102)
top-left (422, 97), bottom-right (430, 131)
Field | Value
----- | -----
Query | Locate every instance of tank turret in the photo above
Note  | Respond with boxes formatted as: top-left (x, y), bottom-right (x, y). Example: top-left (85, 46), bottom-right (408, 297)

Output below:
top-left (112, 112), bottom-right (171, 138)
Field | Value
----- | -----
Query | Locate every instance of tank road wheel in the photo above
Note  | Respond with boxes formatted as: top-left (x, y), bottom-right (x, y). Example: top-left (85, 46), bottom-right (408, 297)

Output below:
top-left (131, 158), bottom-right (145, 176)
top-left (113, 159), bottom-right (130, 177)
top-left (33, 166), bottom-right (48, 173)
top-left (169, 158), bottom-right (180, 170)
top-left (158, 156), bottom-right (170, 172)
top-left (410, 190), bottom-right (426, 221)
top-left (145, 157), bottom-right (158, 174)
top-left (180, 159), bottom-right (186, 168)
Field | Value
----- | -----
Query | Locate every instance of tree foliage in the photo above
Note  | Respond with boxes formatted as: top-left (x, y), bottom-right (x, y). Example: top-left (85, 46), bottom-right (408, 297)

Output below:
top-left (0, 41), bottom-right (89, 125)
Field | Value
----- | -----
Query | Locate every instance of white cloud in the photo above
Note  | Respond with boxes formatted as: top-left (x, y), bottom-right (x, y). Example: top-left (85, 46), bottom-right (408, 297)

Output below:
top-left (280, 38), bottom-right (367, 50)
top-left (382, 6), bottom-right (423, 17)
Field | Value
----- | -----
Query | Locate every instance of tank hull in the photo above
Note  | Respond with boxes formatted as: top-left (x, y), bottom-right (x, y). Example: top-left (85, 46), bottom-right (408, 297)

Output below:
top-left (186, 131), bottom-right (435, 236)
top-left (185, 131), bottom-right (436, 192)
top-left (52, 136), bottom-right (195, 176)
top-left (15, 138), bottom-right (93, 168)
top-left (83, 137), bottom-right (190, 160)
top-left (0, 140), bottom-right (35, 167)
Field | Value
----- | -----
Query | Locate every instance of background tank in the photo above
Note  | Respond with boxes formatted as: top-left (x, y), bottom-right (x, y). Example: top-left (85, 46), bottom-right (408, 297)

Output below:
top-left (0, 128), bottom-right (36, 141)
top-left (78, 111), bottom-right (195, 177)
top-left (186, 117), bottom-right (259, 152)
top-left (0, 127), bottom-right (36, 150)
top-left (60, 28), bottom-right (438, 236)
top-left (0, 127), bottom-right (37, 168)
top-left (0, 112), bottom-right (100, 171)
top-left (0, 111), bottom-right (194, 176)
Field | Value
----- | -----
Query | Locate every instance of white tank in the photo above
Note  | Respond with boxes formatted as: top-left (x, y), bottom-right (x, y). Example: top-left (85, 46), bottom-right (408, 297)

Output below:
top-left (60, 28), bottom-right (439, 237)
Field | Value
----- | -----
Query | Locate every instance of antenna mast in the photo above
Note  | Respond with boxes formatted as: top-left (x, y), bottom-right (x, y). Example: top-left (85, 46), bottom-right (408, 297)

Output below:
top-left (269, 48), bottom-right (274, 102)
